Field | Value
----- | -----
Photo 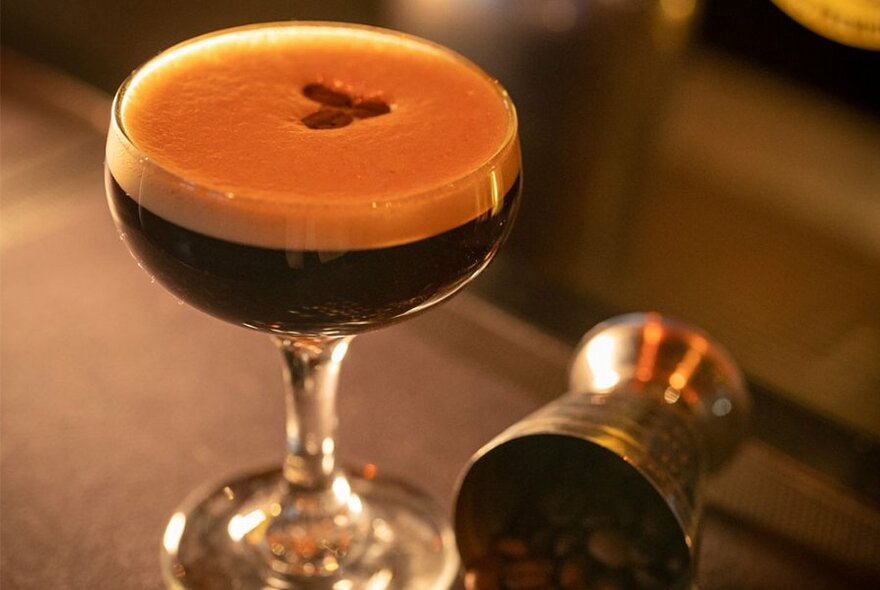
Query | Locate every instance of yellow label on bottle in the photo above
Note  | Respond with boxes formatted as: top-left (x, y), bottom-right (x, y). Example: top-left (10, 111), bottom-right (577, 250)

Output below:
top-left (771, 0), bottom-right (880, 49)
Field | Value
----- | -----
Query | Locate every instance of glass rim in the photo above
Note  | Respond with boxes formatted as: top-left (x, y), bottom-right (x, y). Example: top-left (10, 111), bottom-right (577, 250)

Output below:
top-left (108, 20), bottom-right (520, 211)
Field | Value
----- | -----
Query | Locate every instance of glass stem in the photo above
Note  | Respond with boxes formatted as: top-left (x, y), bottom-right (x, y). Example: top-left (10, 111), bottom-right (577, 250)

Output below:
top-left (274, 335), bottom-right (353, 491)
top-left (265, 335), bottom-right (365, 576)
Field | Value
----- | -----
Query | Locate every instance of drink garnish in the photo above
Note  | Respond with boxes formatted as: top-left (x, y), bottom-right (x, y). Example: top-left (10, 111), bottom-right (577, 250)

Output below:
top-left (303, 83), bottom-right (353, 108)
top-left (351, 100), bottom-right (391, 119)
top-left (302, 109), bottom-right (355, 130)
top-left (300, 83), bottom-right (391, 129)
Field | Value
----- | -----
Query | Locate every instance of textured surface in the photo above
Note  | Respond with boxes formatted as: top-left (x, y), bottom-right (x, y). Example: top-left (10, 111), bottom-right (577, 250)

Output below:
top-left (2, 61), bottom-right (879, 589)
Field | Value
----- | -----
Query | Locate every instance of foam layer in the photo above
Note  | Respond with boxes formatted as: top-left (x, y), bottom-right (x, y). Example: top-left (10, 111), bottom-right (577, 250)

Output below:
top-left (106, 22), bottom-right (520, 250)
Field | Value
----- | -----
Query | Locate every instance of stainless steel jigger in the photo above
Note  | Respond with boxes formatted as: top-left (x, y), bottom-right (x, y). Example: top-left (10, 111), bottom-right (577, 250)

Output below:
top-left (454, 313), bottom-right (750, 589)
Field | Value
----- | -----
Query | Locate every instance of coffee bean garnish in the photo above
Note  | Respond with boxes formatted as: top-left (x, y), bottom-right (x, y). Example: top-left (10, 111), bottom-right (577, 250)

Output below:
top-left (352, 100), bottom-right (391, 119)
top-left (301, 109), bottom-right (354, 130)
top-left (303, 83), bottom-right (353, 108)
top-left (300, 83), bottom-right (390, 130)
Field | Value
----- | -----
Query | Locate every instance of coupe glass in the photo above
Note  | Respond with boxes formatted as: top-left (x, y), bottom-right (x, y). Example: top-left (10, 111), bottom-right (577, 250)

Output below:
top-left (104, 22), bottom-right (520, 590)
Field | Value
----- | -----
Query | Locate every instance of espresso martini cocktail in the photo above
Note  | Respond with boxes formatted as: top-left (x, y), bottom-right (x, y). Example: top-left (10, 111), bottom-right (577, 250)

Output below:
top-left (106, 22), bottom-right (520, 589)
top-left (107, 23), bottom-right (520, 335)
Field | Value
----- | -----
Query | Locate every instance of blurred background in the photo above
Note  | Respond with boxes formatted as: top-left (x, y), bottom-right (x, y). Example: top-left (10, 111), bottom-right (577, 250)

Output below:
top-left (3, 0), bottom-right (878, 498)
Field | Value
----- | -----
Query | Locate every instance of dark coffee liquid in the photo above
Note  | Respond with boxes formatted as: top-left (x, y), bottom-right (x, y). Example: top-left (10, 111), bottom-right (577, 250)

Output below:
top-left (106, 168), bottom-right (520, 335)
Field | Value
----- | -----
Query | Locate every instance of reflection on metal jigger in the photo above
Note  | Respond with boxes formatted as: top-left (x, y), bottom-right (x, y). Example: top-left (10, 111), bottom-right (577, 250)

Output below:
top-left (454, 313), bottom-right (750, 589)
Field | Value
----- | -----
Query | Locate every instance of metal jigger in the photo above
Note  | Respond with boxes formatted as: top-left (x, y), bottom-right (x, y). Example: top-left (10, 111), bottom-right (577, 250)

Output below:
top-left (454, 313), bottom-right (750, 589)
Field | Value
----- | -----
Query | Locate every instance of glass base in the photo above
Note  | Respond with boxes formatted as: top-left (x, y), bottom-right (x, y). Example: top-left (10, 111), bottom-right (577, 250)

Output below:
top-left (161, 467), bottom-right (460, 589)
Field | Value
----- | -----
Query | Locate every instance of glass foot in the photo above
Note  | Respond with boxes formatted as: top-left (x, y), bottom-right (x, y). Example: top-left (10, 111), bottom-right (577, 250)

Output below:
top-left (161, 467), bottom-right (460, 589)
